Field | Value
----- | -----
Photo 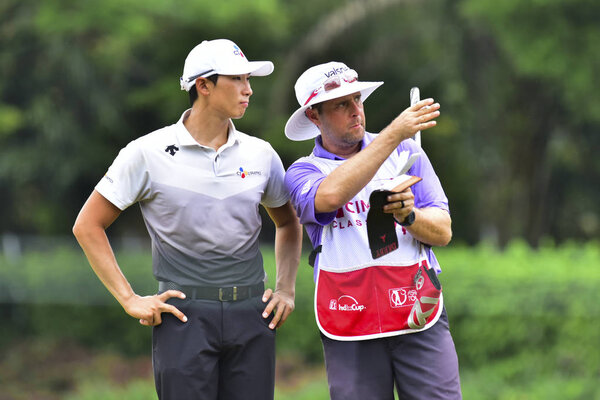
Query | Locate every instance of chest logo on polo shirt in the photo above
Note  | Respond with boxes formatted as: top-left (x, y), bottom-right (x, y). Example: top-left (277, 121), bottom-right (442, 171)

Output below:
top-left (237, 166), bottom-right (262, 178)
top-left (165, 144), bottom-right (179, 156)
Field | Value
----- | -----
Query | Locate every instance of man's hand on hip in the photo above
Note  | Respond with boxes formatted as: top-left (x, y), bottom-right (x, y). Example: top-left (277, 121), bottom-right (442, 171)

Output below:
top-left (122, 290), bottom-right (188, 327)
top-left (261, 288), bottom-right (295, 330)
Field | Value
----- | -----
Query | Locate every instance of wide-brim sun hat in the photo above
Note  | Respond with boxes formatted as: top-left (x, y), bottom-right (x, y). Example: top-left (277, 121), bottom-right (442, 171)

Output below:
top-left (180, 39), bottom-right (274, 91)
top-left (285, 61), bottom-right (383, 141)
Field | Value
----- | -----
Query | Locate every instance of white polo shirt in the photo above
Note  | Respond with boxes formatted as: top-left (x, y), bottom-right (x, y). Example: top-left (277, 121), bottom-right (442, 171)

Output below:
top-left (95, 109), bottom-right (289, 286)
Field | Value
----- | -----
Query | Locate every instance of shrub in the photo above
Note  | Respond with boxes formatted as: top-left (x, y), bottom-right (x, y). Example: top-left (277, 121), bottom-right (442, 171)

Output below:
top-left (1, 240), bottom-right (599, 398)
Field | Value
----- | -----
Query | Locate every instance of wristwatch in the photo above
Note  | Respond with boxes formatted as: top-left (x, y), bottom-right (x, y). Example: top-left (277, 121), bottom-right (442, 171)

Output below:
top-left (399, 211), bottom-right (416, 227)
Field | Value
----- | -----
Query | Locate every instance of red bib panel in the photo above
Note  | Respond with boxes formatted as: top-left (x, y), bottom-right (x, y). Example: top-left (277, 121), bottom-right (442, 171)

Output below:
top-left (315, 261), bottom-right (443, 341)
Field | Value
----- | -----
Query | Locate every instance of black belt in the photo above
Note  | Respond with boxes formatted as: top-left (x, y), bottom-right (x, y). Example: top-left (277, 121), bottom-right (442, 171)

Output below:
top-left (158, 281), bottom-right (264, 302)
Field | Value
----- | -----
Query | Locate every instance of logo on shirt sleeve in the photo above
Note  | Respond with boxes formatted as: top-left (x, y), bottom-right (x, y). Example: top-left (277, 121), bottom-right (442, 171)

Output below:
top-left (300, 180), bottom-right (312, 195)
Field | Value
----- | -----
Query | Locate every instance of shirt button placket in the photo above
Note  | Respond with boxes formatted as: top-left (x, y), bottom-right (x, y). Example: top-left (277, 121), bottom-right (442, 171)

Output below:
top-left (213, 154), bottom-right (219, 176)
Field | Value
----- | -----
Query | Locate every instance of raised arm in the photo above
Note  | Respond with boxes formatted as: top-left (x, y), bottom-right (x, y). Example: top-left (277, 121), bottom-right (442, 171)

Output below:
top-left (314, 99), bottom-right (440, 213)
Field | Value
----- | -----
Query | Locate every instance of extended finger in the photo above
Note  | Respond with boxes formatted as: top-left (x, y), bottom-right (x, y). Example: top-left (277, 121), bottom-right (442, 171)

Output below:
top-left (385, 196), bottom-right (414, 208)
top-left (262, 296), bottom-right (277, 319)
top-left (158, 290), bottom-right (186, 302)
top-left (418, 108), bottom-right (440, 123)
top-left (418, 101), bottom-right (440, 112)
top-left (277, 304), bottom-right (294, 328)
top-left (383, 200), bottom-right (405, 213)
top-left (269, 302), bottom-right (289, 330)
top-left (161, 303), bottom-right (188, 323)
top-left (412, 98), bottom-right (435, 111)
top-left (262, 288), bottom-right (273, 303)
top-left (419, 120), bottom-right (438, 131)
top-left (386, 190), bottom-right (413, 203)
top-left (276, 300), bottom-right (295, 328)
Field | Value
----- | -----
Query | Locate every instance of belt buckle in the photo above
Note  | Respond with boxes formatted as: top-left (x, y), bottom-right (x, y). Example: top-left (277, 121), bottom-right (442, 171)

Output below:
top-left (218, 287), bottom-right (238, 301)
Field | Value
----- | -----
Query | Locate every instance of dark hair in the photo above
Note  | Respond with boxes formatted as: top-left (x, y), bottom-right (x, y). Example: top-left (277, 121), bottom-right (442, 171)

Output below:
top-left (311, 102), bottom-right (324, 113)
top-left (188, 74), bottom-right (219, 106)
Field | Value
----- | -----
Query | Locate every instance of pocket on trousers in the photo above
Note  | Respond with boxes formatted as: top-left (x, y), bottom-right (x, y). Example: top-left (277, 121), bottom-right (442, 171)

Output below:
top-left (250, 295), bottom-right (276, 330)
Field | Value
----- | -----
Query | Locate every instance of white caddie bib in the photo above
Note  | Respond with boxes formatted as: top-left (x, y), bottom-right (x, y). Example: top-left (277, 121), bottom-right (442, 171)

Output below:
top-left (302, 150), bottom-right (443, 341)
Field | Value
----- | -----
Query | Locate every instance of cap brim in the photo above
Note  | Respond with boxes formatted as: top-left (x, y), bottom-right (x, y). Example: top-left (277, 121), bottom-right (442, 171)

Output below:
top-left (284, 81), bottom-right (383, 141)
top-left (218, 61), bottom-right (274, 77)
top-left (182, 61), bottom-right (274, 91)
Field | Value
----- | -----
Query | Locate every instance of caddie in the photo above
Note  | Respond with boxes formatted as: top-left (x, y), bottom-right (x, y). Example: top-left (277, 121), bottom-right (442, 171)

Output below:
top-left (73, 39), bottom-right (302, 400)
top-left (283, 61), bottom-right (462, 399)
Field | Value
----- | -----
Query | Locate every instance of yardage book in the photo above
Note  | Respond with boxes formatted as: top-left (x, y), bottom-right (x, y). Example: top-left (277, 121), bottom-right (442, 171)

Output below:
top-left (367, 171), bottom-right (422, 259)
top-left (373, 174), bottom-right (422, 193)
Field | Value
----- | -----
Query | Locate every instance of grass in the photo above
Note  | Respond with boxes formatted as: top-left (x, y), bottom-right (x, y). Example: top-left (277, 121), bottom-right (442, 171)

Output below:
top-left (0, 336), bottom-right (330, 400)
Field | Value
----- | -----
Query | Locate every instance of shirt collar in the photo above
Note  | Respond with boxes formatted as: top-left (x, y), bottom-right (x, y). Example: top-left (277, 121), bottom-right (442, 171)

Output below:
top-left (175, 109), bottom-right (240, 149)
top-left (312, 135), bottom-right (367, 161)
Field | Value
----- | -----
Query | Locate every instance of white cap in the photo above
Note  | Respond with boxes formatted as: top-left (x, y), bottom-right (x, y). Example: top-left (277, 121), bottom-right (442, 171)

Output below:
top-left (180, 39), bottom-right (274, 91)
top-left (285, 61), bottom-right (383, 141)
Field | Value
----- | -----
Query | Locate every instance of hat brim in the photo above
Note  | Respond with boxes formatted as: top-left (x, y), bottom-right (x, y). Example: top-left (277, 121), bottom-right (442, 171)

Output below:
top-left (284, 81), bottom-right (383, 141)
top-left (183, 61), bottom-right (274, 91)
top-left (217, 61), bottom-right (274, 77)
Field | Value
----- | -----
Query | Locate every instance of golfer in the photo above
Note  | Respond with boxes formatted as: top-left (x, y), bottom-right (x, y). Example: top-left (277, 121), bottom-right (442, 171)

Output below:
top-left (73, 39), bottom-right (302, 400)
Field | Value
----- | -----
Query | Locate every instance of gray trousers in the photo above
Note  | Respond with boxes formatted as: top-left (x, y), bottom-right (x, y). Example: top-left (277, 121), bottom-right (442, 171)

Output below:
top-left (152, 296), bottom-right (275, 400)
top-left (321, 308), bottom-right (462, 400)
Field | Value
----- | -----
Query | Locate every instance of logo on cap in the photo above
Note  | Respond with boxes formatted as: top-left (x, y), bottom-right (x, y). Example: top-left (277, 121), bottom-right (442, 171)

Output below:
top-left (233, 45), bottom-right (245, 58)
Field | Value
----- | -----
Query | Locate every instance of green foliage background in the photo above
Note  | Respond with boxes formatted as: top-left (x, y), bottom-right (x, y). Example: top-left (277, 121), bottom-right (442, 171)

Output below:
top-left (1, 0), bottom-right (599, 398)
top-left (1, 243), bottom-right (599, 399)
top-left (0, 0), bottom-right (598, 246)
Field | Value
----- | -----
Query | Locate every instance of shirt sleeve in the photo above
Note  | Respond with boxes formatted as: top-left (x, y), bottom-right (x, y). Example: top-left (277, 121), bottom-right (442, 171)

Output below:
top-left (94, 140), bottom-right (152, 210)
top-left (261, 145), bottom-right (290, 209)
top-left (399, 140), bottom-right (449, 273)
top-left (284, 161), bottom-right (336, 226)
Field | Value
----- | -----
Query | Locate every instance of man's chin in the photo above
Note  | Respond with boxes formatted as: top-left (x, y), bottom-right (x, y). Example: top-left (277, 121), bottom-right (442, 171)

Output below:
top-left (349, 125), bottom-right (365, 137)
top-left (341, 131), bottom-right (365, 147)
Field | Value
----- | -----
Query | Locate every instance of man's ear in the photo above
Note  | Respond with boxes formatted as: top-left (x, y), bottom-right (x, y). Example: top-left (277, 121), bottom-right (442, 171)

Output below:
top-left (305, 107), bottom-right (320, 125)
top-left (195, 78), bottom-right (213, 96)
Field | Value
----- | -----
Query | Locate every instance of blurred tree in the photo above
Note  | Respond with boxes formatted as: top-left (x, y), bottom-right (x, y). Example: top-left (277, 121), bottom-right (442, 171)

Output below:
top-left (0, 0), bottom-right (288, 235)
top-left (0, 0), bottom-right (598, 245)
top-left (458, 0), bottom-right (600, 245)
